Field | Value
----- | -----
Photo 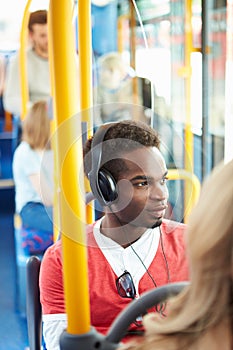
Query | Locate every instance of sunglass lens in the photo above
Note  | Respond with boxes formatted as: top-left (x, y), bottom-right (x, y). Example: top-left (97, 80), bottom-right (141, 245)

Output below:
top-left (117, 271), bottom-right (136, 299)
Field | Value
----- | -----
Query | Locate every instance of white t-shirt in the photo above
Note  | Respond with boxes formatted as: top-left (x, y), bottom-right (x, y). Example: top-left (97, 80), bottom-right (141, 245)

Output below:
top-left (13, 141), bottom-right (53, 213)
top-left (3, 48), bottom-right (50, 116)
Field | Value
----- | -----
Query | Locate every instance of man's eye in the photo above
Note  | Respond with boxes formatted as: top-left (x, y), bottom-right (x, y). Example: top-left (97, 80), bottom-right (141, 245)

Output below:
top-left (160, 177), bottom-right (168, 185)
top-left (134, 181), bottom-right (148, 187)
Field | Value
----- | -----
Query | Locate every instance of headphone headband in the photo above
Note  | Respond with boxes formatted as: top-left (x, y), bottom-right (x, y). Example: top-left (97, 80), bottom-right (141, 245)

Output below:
top-left (88, 123), bottom-right (118, 206)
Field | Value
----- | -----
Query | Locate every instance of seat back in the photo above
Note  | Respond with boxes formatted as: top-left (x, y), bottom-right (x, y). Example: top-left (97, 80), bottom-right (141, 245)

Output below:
top-left (26, 255), bottom-right (42, 350)
top-left (107, 281), bottom-right (189, 344)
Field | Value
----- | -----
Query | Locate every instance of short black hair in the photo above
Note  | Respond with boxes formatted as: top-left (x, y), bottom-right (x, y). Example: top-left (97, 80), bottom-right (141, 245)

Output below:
top-left (28, 10), bottom-right (47, 32)
top-left (83, 120), bottom-right (160, 181)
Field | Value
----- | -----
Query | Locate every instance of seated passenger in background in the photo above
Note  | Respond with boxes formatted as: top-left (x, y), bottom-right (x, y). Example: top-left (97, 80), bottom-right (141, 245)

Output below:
top-left (123, 159), bottom-right (233, 350)
top-left (13, 101), bottom-right (54, 254)
top-left (39, 120), bottom-right (189, 349)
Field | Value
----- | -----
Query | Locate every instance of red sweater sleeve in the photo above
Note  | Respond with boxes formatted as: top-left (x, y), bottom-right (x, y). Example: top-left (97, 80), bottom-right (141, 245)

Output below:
top-left (39, 239), bottom-right (65, 314)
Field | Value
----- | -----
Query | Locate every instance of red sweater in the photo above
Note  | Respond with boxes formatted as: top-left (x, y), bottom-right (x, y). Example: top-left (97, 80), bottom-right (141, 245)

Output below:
top-left (40, 219), bottom-right (189, 335)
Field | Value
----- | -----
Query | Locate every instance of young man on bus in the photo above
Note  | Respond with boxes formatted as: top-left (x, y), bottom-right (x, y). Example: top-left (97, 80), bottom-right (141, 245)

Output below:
top-left (39, 120), bottom-right (189, 349)
top-left (3, 10), bottom-right (50, 117)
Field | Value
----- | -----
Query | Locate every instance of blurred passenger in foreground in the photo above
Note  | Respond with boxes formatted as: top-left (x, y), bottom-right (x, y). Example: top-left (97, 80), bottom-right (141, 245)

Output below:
top-left (13, 101), bottom-right (54, 254)
top-left (123, 159), bottom-right (233, 350)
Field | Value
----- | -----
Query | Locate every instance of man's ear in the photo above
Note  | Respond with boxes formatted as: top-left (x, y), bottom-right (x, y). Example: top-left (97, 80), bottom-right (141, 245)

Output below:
top-left (28, 31), bottom-right (34, 45)
top-left (111, 179), bottom-right (134, 211)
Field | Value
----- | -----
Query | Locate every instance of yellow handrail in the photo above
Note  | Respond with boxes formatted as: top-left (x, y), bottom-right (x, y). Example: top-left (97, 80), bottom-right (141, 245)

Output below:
top-left (168, 168), bottom-right (201, 222)
top-left (19, 0), bottom-right (31, 120)
top-left (78, 2), bottom-right (93, 127)
top-left (78, 0), bottom-right (94, 224)
top-left (177, 1), bottom-right (195, 218)
top-left (47, 6), bottom-right (60, 243)
top-left (183, 0), bottom-right (194, 216)
top-left (49, 0), bottom-right (90, 335)
top-left (117, 14), bottom-right (127, 53)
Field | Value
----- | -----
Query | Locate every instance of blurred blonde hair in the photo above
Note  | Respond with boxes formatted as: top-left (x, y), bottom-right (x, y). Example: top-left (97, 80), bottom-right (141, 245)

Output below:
top-left (22, 101), bottom-right (51, 150)
top-left (128, 160), bottom-right (233, 349)
top-left (98, 52), bottom-right (129, 73)
top-left (97, 52), bottom-right (132, 88)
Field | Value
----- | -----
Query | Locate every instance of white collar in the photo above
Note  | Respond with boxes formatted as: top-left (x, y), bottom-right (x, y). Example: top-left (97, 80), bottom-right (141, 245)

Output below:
top-left (93, 218), bottom-right (160, 293)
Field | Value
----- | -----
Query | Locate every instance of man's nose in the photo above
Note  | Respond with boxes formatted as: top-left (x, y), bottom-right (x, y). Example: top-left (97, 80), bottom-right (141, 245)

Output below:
top-left (150, 182), bottom-right (168, 201)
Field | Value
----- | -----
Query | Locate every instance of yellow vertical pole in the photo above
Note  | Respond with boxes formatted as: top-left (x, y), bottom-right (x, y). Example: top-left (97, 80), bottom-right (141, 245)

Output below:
top-left (129, 0), bottom-right (139, 110)
top-left (47, 8), bottom-right (59, 242)
top-left (78, 0), bottom-right (94, 224)
top-left (49, 0), bottom-right (90, 334)
top-left (78, 0), bottom-right (93, 130)
top-left (184, 0), bottom-right (194, 221)
top-left (129, 2), bottom-right (136, 73)
top-left (19, 0), bottom-right (32, 120)
top-left (117, 15), bottom-right (125, 53)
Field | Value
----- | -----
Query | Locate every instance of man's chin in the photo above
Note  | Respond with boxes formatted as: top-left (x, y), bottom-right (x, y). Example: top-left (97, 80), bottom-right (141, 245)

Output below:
top-left (122, 215), bottom-right (163, 229)
top-left (150, 218), bottom-right (163, 229)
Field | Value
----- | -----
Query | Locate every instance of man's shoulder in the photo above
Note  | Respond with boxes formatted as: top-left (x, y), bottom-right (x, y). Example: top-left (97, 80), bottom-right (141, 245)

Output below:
top-left (44, 238), bottom-right (62, 258)
top-left (161, 219), bottom-right (187, 235)
top-left (161, 220), bottom-right (187, 254)
top-left (44, 222), bottom-right (97, 256)
top-left (27, 48), bottom-right (49, 63)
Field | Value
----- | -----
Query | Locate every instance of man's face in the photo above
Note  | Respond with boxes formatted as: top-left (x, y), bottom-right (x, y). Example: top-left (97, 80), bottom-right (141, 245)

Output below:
top-left (30, 24), bottom-right (48, 58)
top-left (111, 146), bottom-right (169, 229)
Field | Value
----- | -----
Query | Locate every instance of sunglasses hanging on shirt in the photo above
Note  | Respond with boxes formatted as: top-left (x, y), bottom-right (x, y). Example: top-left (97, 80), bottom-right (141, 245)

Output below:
top-left (116, 269), bottom-right (167, 318)
top-left (116, 270), bottom-right (136, 299)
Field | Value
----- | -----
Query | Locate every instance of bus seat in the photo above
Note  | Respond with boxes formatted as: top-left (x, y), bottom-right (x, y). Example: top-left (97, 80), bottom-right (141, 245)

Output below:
top-left (26, 255), bottom-right (42, 350)
top-left (107, 281), bottom-right (189, 344)
top-left (14, 214), bottom-right (43, 316)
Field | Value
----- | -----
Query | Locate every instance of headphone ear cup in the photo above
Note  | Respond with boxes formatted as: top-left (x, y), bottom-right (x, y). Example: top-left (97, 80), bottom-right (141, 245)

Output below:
top-left (98, 168), bottom-right (118, 205)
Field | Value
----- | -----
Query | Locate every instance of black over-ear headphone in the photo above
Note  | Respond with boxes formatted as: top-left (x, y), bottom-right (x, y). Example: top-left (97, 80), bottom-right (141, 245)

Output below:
top-left (88, 123), bottom-right (118, 206)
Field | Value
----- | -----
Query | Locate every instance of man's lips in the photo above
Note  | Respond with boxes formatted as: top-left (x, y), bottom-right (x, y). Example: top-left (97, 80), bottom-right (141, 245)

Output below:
top-left (147, 205), bottom-right (168, 213)
top-left (146, 205), bottom-right (168, 218)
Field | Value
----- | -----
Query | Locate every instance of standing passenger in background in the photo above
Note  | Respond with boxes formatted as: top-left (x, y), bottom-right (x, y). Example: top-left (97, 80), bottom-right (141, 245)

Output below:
top-left (13, 101), bottom-right (54, 254)
top-left (3, 10), bottom-right (50, 117)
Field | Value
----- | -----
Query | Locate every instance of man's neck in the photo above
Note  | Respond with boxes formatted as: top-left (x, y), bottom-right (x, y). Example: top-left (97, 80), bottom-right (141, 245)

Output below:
top-left (100, 215), bottom-right (147, 248)
top-left (33, 47), bottom-right (48, 60)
